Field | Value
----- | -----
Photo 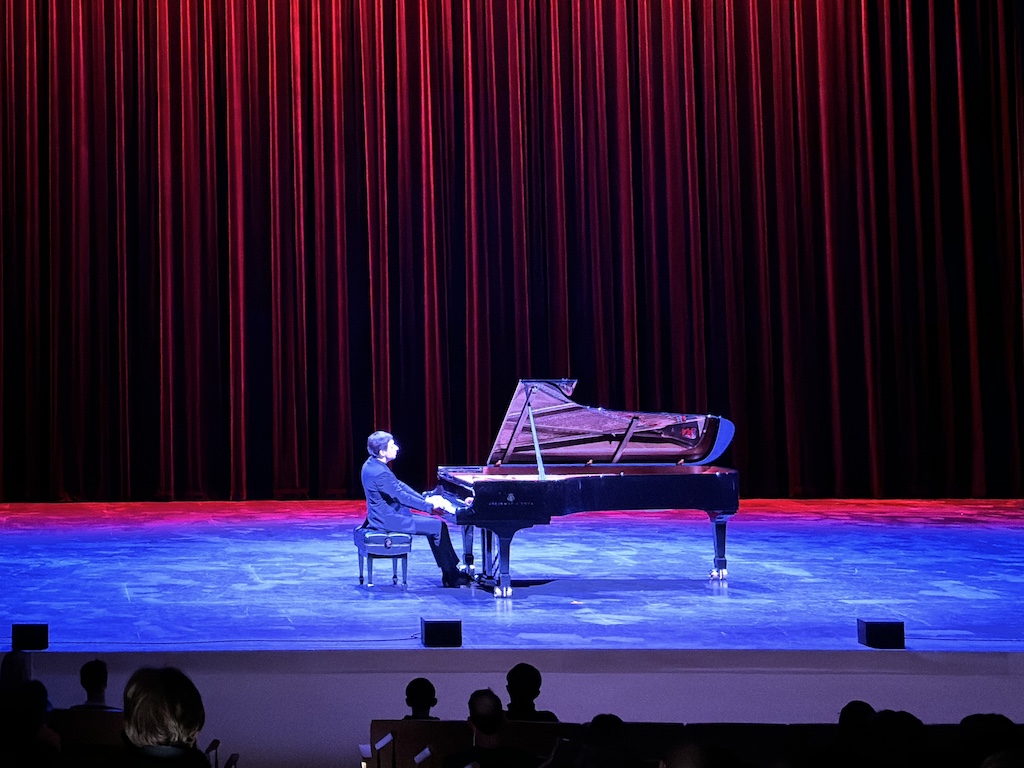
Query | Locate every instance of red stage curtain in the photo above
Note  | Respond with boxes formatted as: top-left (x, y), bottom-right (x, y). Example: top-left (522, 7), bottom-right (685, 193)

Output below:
top-left (1, 1), bottom-right (1022, 500)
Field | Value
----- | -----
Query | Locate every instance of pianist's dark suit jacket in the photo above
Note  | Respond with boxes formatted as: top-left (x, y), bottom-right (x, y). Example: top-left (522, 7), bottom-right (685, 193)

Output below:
top-left (361, 457), bottom-right (433, 533)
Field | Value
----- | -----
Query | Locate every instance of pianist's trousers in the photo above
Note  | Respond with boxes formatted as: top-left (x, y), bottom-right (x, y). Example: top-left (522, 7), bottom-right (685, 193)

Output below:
top-left (408, 514), bottom-right (460, 574)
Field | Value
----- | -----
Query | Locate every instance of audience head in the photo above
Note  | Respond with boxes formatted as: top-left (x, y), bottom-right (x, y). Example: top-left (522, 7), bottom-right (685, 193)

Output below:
top-left (957, 713), bottom-right (1020, 768)
top-left (467, 688), bottom-right (504, 736)
top-left (0, 651), bottom-right (32, 692)
top-left (585, 713), bottom-right (626, 745)
top-left (406, 677), bottom-right (437, 708)
top-left (506, 662), bottom-right (543, 702)
top-left (123, 667), bottom-right (205, 748)
top-left (868, 708), bottom-right (924, 737)
top-left (80, 658), bottom-right (109, 698)
top-left (578, 715), bottom-right (637, 768)
top-left (858, 709), bottom-right (927, 766)
top-left (838, 699), bottom-right (875, 730)
top-left (7, 679), bottom-right (50, 734)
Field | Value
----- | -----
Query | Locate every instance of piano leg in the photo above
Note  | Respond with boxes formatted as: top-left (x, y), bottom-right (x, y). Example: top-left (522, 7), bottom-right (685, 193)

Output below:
top-left (707, 511), bottom-right (734, 580)
top-left (494, 535), bottom-right (513, 598)
top-left (472, 528), bottom-right (513, 597)
top-left (461, 525), bottom-right (476, 575)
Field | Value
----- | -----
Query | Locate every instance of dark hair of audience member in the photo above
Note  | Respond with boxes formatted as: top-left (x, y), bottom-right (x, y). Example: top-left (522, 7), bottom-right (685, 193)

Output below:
top-left (467, 688), bottom-right (505, 736)
top-left (507, 662), bottom-right (543, 697)
top-left (442, 688), bottom-right (541, 768)
top-left (0, 679), bottom-right (61, 766)
top-left (858, 709), bottom-right (931, 768)
top-left (80, 659), bottom-right (109, 697)
top-left (956, 712), bottom-right (1020, 768)
top-left (405, 677), bottom-right (439, 719)
top-left (0, 651), bottom-right (32, 695)
top-left (123, 667), bottom-right (205, 748)
top-left (552, 714), bottom-right (666, 768)
top-left (506, 662), bottom-right (558, 722)
top-left (838, 699), bottom-right (875, 732)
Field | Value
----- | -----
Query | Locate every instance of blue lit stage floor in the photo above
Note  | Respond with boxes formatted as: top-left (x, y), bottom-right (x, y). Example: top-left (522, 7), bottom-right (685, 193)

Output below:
top-left (1, 499), bottom-right (1023, 654)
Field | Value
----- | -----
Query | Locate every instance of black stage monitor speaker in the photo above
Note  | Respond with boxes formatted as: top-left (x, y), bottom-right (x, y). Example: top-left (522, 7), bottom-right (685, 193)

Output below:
top-left (12, 623), bottom-right (49, 651)
top-left (421, 618), bottom-right (462, 647)
top-left (857, 619), bottom-right (905, 649)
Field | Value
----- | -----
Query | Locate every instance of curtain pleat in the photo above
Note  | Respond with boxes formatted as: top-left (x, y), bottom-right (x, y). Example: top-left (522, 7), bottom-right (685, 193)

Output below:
top-left (952, 0), bottom-right (986, 496)
top-left (851, 1), bottom-right (881, 497)
top-left (461, 5), bottom-right (488, 464)
top-left (224, 0), bottom-right (252, 498)
top-left (1, 1), bottom-right (1022, 501)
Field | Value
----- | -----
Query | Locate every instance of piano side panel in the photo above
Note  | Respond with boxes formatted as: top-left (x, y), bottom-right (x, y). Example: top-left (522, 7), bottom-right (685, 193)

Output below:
top-left (573, 470), bottom-right (739, 517)
top-left (437, 465), bottom-right (739, 521)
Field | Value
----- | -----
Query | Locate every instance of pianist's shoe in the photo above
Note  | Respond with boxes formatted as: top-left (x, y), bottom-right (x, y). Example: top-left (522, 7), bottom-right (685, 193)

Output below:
top-left (442, 571), bottom-right (472, 588)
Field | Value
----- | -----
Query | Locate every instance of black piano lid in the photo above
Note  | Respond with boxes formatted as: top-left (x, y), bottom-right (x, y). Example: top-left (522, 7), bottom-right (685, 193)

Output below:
top-left (486, 379), bottom-right (735, 467)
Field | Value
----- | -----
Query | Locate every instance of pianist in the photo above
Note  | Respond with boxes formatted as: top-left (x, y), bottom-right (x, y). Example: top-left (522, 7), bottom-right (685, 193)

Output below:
top-left (361, 430), bottom-right (472, 588)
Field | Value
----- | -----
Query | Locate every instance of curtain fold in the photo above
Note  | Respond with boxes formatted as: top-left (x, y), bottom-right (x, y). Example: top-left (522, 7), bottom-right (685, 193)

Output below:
top-left (1, 0), bottom-right (1021, 501)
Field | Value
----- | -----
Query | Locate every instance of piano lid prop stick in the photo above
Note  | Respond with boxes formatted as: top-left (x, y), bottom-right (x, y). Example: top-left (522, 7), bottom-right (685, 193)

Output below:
top-left (527, 403), bottom-right (546, 481)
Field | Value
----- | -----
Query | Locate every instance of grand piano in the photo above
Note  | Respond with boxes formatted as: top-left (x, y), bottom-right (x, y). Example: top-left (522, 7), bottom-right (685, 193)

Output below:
top-left (433, 379), bottom-right (739, 597)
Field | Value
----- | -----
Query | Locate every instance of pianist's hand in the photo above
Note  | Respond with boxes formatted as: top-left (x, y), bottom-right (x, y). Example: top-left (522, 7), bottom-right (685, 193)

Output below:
top-left (424, 493), bottom-right (456, 514)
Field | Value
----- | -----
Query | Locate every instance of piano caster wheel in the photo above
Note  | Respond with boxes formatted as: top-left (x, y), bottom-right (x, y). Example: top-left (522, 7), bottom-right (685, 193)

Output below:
top-left (709, 568), bottom-right (727, 580)
top-left (494, 585), bottom-right (513, 598)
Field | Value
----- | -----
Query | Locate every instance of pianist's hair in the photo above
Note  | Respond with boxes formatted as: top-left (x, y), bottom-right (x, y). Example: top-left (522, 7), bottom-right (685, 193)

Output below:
top-left (367, 430), bottom-right (394, 457)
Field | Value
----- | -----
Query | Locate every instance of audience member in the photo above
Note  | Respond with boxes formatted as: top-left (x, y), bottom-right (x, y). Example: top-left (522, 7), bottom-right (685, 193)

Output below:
top-left (118, 666), bottom-right (209, 767)
top-left (954, 712), bottom-right (1021, 768)
top-left (73, 658), bottom-right (121, 711)
top-left (979, 747), bottom-right (1024, 768)
top-left (807, 698), bottom-right (876, 766)
top-left (506, 663), bottom-right (558, 722)
top-left (540, 714), bottom-right (663, 768)
top-left (404, 677), bottom-right (440, 720)
top-left (764, 699), bottom-right (871, 768)
top-left (837, 699), bottom-right (875, 735)
top-left (0, 650), bottom-right (54, 711)
top-left (859, 709), bottom-right (931, 768)
top-left (659, 741), bottom-right (747, 768)
top-left (0, 651), bottom-right (32, 699)
top-left (0, 678), bottom-right (62, 767)
top-left (441, 688), bottom-right (539, 768)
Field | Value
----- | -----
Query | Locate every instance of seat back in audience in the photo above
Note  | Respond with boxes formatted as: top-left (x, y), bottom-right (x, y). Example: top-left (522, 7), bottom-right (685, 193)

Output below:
top-left (371, 720), bottom-right (473, 767)
top-left (502, 720), bottom-right (579, 762)
top-left (369, 719), bottom-right (572, 767)
top-left (368, 718), bottom-right (1022, 768)
top-left (49, 708), bottom-right (124, 746)
top-left (49, 708), bottom-right (126, 768)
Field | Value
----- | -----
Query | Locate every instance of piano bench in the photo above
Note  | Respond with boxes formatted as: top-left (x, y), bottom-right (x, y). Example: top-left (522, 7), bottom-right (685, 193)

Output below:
top-left (353, 528), bottom-right (413, 587)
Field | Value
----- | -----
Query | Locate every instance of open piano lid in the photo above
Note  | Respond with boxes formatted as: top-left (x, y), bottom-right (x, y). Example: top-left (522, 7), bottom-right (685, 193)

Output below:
top-left (486, 379), bottom-right (735, 467)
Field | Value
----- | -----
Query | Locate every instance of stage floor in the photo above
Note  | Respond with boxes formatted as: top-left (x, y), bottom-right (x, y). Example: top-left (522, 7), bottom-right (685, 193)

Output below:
top-left (2, 498), bottom-right (1023, 654)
